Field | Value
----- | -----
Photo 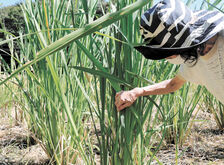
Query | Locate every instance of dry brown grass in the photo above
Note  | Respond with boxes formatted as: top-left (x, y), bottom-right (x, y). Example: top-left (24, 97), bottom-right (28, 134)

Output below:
top-left (0, 107), bottom-right (49, 165)
top-left (152, 109), bottom-right (224, 165)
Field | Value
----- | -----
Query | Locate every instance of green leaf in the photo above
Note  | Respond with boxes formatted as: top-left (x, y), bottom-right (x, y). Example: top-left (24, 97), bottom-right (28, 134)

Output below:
top-left (0, 0), bottom-right (149, 88)
top-left (72, 66), bottom-right (133, 88)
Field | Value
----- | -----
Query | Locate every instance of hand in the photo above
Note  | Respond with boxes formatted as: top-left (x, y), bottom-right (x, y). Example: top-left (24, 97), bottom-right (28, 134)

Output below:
top-left (115, 89), bottom-right (140, 111)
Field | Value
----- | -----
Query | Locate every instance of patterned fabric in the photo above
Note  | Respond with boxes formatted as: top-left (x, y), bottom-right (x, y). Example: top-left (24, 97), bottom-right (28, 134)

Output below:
top-left (135, 0), bottom-right (224, 60)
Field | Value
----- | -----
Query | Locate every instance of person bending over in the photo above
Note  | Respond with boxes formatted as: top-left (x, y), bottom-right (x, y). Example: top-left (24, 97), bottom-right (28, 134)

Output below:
top-left (115, 0), bottom-right (224, 111)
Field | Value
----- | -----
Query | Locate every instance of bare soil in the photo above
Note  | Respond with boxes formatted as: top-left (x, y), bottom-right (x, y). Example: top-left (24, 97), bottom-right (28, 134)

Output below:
top-left (0, 109), bottom-right (49, 165)
top-left (1, 107), bottom-right (224, 164)
top-left (152, 109), bottom-right (224, 165)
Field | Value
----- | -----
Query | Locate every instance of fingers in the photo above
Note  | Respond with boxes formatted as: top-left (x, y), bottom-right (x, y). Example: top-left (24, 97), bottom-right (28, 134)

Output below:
top-left (115, 91), bottom-right (123, 107)
top-left (115, 96), bottom-right (134, 111)
top-left (115, 91), bottom-right (123, 98)
top-left (114, 98), bottom-right (120, 107)
top-left (115, 90), bottom-right (137, 111)
top-left (117, 102), bottom-right (132, 111)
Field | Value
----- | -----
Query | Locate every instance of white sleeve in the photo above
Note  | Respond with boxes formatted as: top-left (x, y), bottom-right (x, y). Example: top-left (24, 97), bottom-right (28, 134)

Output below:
top-left (177, 64), bottom-right (202, 85)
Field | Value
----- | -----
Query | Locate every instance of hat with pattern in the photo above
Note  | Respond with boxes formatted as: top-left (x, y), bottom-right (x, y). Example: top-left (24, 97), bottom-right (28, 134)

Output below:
top-left (134, 0), bottom-right (224, 60)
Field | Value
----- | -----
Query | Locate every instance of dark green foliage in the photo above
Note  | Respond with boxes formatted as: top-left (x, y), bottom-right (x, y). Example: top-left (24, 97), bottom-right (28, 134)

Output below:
top-left (0, 4), bottom-right (25, 36)
top-left (0, 4), bottom-right (25, 69)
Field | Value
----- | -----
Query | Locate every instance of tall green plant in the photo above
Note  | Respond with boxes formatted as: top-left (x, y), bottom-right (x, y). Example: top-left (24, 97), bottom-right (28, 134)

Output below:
top-left (202, 88), bottom-right (224, 130)
top-left (1, 0), bottom-right (221, 164)
top-left (1, 0), bottom-right (151, 164)
top-left (72, 0), bottom-right (162, 164)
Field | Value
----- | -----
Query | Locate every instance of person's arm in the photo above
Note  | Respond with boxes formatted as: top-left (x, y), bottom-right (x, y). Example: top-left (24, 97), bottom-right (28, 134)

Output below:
top-left (115, 75), bottom-right (186, 111)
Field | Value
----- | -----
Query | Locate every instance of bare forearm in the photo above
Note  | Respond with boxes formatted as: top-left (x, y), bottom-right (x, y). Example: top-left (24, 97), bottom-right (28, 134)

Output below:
top-left (133, 77), bottom-right (185, 97)
top-left (115, 76), bottom-right (186, 111)
top-left (138, 79), bottom-right (176, 96)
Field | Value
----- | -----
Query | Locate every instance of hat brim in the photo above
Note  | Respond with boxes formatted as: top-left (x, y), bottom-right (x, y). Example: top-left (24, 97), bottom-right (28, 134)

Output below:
top-left (137, 6), bottom-right (224, 61)
top-left (134, 30), bottom-right (223, 60)
top-left (134, 45), bottom-right (198, 60)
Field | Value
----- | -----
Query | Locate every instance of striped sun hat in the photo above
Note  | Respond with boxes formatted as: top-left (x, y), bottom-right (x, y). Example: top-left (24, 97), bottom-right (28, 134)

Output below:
top-left (134, 0), bottom-right (224, 60)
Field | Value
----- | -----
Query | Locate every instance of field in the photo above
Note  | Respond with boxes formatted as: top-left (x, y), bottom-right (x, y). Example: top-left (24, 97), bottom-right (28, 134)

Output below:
top-left (1, 97), bottom-right (224, 164)
top-left (0, 0), bottom-right (224, 164)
